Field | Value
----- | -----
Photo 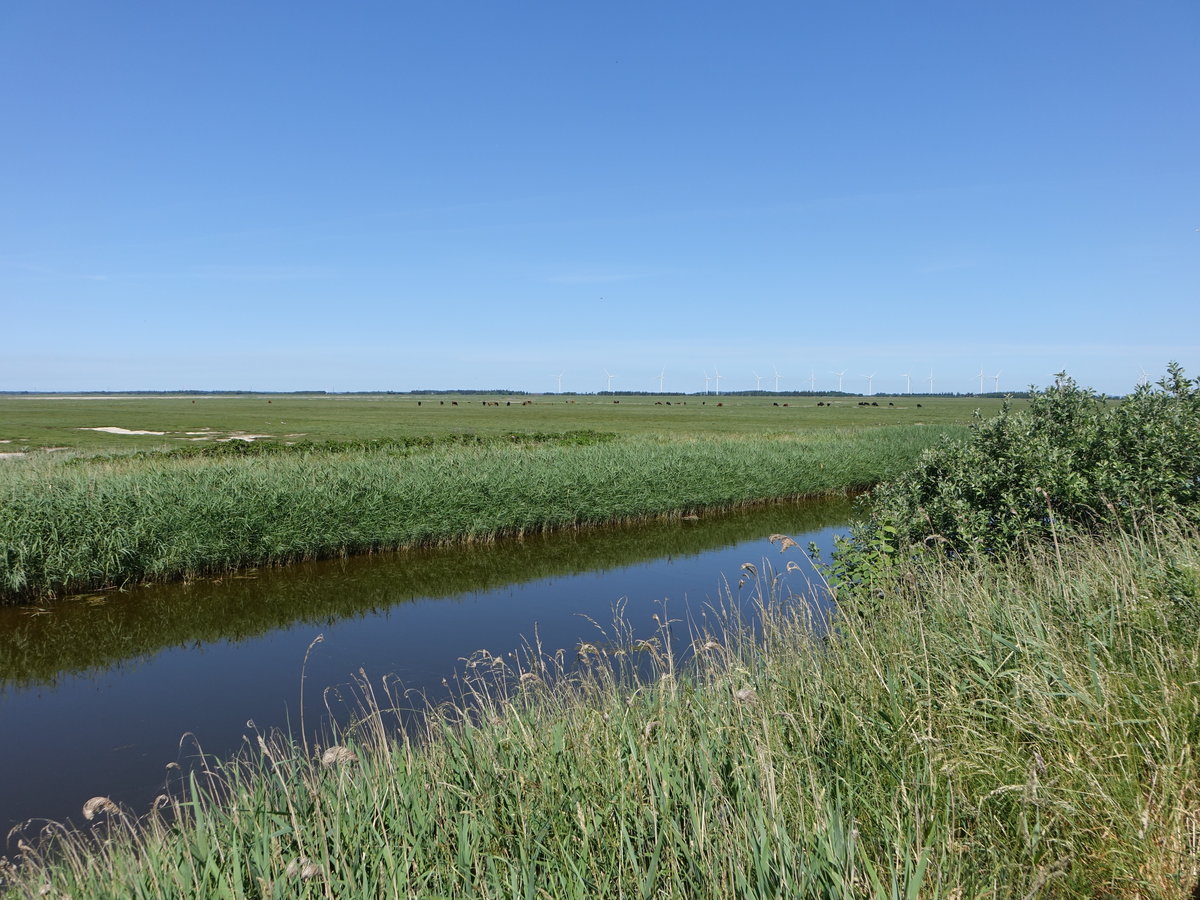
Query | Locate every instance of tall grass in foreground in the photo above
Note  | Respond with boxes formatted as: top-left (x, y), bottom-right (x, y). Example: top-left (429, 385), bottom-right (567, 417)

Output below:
top-left (0, 427), bottom-right (949, 603)
top-left (7, 520), bottom-right (1198, 898)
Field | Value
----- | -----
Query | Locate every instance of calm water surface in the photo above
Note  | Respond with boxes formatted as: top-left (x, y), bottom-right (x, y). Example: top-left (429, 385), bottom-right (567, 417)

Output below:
top-left (0, 497), bottom-right (851, 839)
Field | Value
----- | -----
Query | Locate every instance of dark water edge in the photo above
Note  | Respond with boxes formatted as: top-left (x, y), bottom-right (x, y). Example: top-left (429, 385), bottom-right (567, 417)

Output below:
top-left (0, 495), bottom-right (852, 842)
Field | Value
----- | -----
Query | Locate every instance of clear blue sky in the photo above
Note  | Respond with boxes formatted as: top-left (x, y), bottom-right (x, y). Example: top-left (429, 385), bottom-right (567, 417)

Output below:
top-left (3, 1), bottom-right (1196, 395)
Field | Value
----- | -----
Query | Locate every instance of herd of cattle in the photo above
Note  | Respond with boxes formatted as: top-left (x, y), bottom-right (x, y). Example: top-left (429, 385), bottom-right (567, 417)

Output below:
top-left (411, 399), bottom-right (923, 408)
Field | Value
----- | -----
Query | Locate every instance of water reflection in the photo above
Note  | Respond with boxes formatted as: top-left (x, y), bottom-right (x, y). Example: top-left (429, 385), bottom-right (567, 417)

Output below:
top-left (0, 496), bottom-right (851, 837)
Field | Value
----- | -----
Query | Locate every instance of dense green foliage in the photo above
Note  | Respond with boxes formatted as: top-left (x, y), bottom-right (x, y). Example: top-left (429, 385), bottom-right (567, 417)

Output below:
top-left (0, 427), bottom-right (947, 603)
top-left (835, 364), bottom-right (1200, 581)
top-left (7, 522), bottom-right (1198, 898)
top-left (69, 430), bottom-right (618, 465)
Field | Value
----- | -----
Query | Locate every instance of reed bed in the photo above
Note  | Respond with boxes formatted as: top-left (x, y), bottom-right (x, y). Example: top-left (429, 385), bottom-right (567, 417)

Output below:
top-left (6, 520), bottom-right (1198, 898)
top-left (0, 427), bottom-right (947, 604)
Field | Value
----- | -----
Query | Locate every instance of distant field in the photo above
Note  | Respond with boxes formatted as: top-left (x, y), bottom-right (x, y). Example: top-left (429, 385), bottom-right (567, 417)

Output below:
top-left (0, 393), bottom-right (1006, 601)
top-left (0, 393), bottom-right (1012, 453)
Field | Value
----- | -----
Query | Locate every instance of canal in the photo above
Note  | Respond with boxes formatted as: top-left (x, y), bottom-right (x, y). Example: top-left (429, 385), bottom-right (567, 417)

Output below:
top-left (0, 496), bottom-right (852, 839)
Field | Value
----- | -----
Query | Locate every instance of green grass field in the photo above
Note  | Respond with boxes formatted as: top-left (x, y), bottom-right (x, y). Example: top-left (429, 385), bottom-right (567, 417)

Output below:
top-left (0, 394), bottom-right (1005, 603)
top-left (0, 393), bottom-right (1009, 452)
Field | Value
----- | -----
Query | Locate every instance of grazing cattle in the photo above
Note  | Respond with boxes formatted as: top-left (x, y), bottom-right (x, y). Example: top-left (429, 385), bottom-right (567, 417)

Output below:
top-left (613, 400), bottom-right (620, 404)
top-left (783, 403), bottom-right (789, 407)
top-left (440, 401), bottom-right (444, 405)
top-left (666, 401), bottom-right (671, 406)
top-left (418, 401), bottom-right (422, 406)
top-left (773, 402), bottom-right (779, 406)
top-left (267, 400), bottom-right (272, 404)
top-left (654, 401), bottom-right (662, 405)
top-left (451, 401), bottom-right (458, 406)
top-left (888, 402), bottom-right (894, 406)
top-left (916, 403), bottom-right (923, 408)
top-left (716, 402), bottom-right (723, 407)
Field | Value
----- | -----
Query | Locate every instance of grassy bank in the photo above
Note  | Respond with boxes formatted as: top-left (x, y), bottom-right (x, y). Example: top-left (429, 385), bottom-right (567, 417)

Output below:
top-left (8, 520), bottom-right (1198, 897)
top-left (0, 426), bottom-right (950, 604)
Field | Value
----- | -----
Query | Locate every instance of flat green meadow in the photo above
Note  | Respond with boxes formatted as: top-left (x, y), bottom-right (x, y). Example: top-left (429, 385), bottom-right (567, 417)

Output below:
top-left (0, 394), bottom-right (1004, 602)
top-left (0, 393), bottom-right (1008, 452)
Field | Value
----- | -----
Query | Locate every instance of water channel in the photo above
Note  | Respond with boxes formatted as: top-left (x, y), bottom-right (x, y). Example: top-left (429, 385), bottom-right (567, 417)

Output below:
top-left (0, 496), bottom-right (852, 841)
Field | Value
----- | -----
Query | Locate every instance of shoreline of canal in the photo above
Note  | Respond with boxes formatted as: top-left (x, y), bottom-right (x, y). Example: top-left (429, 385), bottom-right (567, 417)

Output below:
top-left (0, 427), bottom-right (951, 605)
top-left (0, 498), bottom-right (853, 845)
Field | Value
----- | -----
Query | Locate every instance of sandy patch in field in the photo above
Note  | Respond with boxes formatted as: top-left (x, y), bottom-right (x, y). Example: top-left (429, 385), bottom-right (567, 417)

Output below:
top-left (72, 426), bottom-right (276, 442)
top-left (82, 426), bottom-right (167, 435)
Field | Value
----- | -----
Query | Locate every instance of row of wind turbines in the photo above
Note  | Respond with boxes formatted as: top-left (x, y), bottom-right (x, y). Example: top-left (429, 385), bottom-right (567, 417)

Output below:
top-left (553, 368), bottom-right (1006, 395)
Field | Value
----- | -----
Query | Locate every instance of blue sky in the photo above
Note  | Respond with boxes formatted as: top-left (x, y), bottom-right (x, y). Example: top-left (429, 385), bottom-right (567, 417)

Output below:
top-left (2, 1), bottom-right (1196, 395)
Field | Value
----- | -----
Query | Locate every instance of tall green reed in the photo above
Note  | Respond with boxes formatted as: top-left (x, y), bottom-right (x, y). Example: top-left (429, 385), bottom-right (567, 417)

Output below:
top-left (0, 427), bottom-right (946, 603)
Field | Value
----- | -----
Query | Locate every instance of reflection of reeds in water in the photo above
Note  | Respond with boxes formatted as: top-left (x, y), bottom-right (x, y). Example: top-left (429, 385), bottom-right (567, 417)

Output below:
top-left (0, 496), bottom-right (853, 690)
top-left (9, 519), bottom-right (1200, 898)
top-left (0, 427), bottom-right (953, 604)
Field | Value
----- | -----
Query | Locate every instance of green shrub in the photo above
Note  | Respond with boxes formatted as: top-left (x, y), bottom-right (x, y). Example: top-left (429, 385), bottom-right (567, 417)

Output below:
top-left (832, 363), bottom-right (1200, 584)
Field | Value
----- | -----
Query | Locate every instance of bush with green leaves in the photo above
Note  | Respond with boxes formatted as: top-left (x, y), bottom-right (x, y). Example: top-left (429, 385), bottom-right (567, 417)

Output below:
top-left (833, 363), bottom-right (1200, 582)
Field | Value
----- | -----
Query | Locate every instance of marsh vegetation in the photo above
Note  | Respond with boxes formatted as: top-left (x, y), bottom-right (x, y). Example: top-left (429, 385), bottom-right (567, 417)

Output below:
top-left (7, 518), bottom-right (1198, 898)
top-left (0, 424), bottom-right (952, 603)
top-left (3, 377), bottom-right (1198, 897)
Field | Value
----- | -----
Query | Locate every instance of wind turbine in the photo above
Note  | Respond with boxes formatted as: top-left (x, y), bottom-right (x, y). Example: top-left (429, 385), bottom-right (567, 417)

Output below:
top-left (977, 368), bottom-right (986, 395)
top-left (832, 371), bottom-right (845, 392)
top-left (900, 372), bottom-right (911, 394)
top-left (1137, 367), bottom-right (1151, 387)
top-left (991, 371), bottom-right (1001, 392)
top-left (753, 371), bottom-right (763, 391)
top-left (659, 367), bottom-right (666, 393)
top-left (713, 368), bottom-right (722, 396)
top-left (604, 369), bottom-right (616, 394)
top-left (703, 372), bottom-right (711, 394)
top-left (772, 366), bottom-right (781, 392)
top-left (928, 369), bottom-right (935, 393)
top-left (809, 370), bottom-right (816, 392)
top-left (555, 372), bottom-right (564, 393)
top-left (862, 373), bottom-right (876, 395)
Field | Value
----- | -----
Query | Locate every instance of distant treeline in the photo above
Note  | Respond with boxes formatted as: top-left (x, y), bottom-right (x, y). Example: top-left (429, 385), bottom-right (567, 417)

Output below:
top-left (0, 388), bottom-right (1044, 399)
top-left (0, 390), bottom-right (334, 396)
